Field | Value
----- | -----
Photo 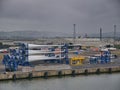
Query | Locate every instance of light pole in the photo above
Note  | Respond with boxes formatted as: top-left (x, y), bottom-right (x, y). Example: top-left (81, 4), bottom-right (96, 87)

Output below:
top-left (73, 24), bottom-right (76, 43)
top-left (114, 25), bottom-right (116, 46)
top-left (100, 27), bottom-right (102, 41)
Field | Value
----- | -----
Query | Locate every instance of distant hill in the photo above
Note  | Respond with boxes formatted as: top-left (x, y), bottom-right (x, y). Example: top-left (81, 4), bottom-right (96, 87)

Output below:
top-left (0, 31), bottom-right (71, 40)
top-left (0, 31), bottom-right (120, 40)
top-left (88, 32), bottom-right (120, 38)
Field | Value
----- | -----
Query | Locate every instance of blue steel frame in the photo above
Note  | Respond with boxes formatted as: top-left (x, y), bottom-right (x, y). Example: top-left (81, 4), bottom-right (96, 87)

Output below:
top-left (89, 50), bottom-right (111, 64)
top-left (2, 43), bottom-right (69, 71)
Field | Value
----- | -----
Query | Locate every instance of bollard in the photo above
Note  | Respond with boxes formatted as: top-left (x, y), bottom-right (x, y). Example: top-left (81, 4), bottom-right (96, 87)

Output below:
top-left (71, 70), bottom-right (76, 77)
top-left (108, 68), bottom-right (112, 74)
top-left (28, 73), bottom-right (33, 80)
top-left (44, 72), bottom-right (48, 79)
top-left (96, 68), bottom-right (100, 74)
top-left (84, 69), bottom-right (88, 75)
top-left (12, 74), bottom-right (16, 81)
top-left (58, 71), bottom-right (62, 78)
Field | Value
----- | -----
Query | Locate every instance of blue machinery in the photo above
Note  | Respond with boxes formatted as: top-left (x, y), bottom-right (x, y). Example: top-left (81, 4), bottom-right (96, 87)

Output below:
top-left (89, 51), bottom-right (111, 64)
top-left (2, 43), bottom-right (69, 71)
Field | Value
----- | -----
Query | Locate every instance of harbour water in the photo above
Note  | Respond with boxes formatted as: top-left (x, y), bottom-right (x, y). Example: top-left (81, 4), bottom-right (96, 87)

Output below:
top-left (0, 74), bottom-right (120, 90)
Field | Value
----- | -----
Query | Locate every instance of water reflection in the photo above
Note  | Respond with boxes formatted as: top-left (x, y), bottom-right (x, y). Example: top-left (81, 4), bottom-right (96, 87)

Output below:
top-left (0, 74), bottom-right (120, 90)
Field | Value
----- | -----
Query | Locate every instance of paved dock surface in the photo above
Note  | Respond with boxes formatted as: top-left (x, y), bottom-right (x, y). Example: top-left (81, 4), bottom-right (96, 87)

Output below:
top-left (0, 52), bottom-right (120, 80)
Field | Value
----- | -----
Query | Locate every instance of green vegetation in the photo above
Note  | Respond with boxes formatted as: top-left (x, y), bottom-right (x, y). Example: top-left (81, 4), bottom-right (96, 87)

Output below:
top-left (114, 45), bottom-right (120, 49)
top-left (0, 42), bottom-right (10, 49)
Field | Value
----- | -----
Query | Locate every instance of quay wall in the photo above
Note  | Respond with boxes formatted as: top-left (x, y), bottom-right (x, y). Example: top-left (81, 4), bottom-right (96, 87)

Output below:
top-left (0, 66), bottom-right (120, 81)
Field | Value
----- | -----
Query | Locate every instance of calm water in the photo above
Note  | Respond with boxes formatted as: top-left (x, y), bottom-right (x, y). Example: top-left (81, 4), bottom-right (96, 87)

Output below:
top-left (0, 74), bottom-right (120, 90)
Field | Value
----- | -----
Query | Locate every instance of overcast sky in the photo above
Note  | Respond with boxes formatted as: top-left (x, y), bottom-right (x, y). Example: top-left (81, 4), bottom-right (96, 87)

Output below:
top-left (0, 0), bottom-right (120, 34)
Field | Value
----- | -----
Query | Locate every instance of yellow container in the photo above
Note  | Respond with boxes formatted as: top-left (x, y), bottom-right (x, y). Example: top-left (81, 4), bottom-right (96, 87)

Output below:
top-left (70, 56), bottom-right (85, 66)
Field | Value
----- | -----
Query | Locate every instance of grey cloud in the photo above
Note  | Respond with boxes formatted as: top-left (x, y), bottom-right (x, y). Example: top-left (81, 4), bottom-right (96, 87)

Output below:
top-left (0, 0), bottom-right (120, 34)
top-left (0, 0), bottom-right (115, 19)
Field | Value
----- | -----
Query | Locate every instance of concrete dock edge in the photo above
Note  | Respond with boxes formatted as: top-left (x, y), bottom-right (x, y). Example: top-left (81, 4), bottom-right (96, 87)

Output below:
top-left (0, 66), bottom-right (120, 81)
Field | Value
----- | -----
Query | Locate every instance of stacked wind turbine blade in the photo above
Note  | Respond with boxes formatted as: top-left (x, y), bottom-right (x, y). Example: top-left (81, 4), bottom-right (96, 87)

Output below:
top-left (28, 44), bottom-right (63, 49)
top-left (28, 50), bottom-right (53, 55)
top-left (28, 55), bottom-right (58, 62)
top-left (28, 50), bottom-right (64, 55)
top-left (22, 43), bottom-right (66, 62)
